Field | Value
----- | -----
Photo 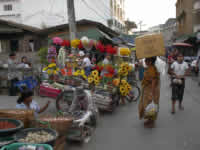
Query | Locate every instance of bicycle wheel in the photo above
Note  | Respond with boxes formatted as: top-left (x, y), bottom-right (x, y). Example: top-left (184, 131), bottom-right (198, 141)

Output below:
top-left (56, 91), bottom-right (73, 112)
top-left (126, 85), bottom-right (141, 102)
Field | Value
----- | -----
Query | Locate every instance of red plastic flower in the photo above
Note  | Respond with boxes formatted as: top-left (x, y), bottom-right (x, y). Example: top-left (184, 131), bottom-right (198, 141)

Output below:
top-left (61, 40), bottom-right (70, 47)
top-left (78, 41), bottom-right (84, 50)
top-left (96, 42), bottom-right (105, 53)
top-left (106, 45), bottom-right (117, 55)
top-left (106, 65), bottom-right (115, 75)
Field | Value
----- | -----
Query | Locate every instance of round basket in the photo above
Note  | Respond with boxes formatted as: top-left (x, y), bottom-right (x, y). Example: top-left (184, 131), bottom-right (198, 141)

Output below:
top-left (0, 118), bottom-right (24, 136)
top-left (15, 128), bottom-right (58, 146)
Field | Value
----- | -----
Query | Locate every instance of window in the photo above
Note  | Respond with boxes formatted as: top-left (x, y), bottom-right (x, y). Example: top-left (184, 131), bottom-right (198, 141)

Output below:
top-left (4, 4), bottom-right (12, 11)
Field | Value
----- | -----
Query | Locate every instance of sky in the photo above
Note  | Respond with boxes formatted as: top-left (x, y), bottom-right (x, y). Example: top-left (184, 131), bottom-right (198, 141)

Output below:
top-left (125, 0), bottom-right (176, 31)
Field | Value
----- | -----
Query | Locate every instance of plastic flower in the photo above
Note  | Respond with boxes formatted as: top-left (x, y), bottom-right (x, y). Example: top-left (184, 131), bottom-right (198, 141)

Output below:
top-left (95, 81), bottom-right (100, 85)
top-left (47, 69), bottom-right (53, 75)
top-left (73, 71), bottom-right (79, 76)
top-left (121, 80), bottom-right (127, 85)
top-left (82, 75), bottom-right (87, 80)
top-left (92, 70), bottom-right (99, 77)
top-left (53, 70), bottom-right (57, 75)
top-left (120, 86), bottom-right (125, 94)
top-left (48, 63), bottom-right (57, 68)
top-left (43, 67), bottom-right (48, 71)
top-left (80, 69), bottom-right (85, 76)
top-left (71, 39), bottom-right (81, 48)
top-left (120, 48), bottom-right (131, 56)
top-left (88, 77), bottom-right (94, 84)
top-left (113, 78), bottom-right (120, 87)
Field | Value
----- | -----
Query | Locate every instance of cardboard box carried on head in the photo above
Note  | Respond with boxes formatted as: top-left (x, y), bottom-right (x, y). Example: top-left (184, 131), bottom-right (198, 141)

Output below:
top-left (135, 33), bottom-right (165, 59)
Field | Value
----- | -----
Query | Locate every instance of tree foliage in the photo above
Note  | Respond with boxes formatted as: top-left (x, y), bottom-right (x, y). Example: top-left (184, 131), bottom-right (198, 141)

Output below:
top-left (125, 20), bottom-right (137, 32)
top-left (38, 47), bottom-right (48, 65)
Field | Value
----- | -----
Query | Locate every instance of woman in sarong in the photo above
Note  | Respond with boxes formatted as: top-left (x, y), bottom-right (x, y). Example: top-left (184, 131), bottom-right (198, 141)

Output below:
top-left (138, 57), bottom-right (160, 128)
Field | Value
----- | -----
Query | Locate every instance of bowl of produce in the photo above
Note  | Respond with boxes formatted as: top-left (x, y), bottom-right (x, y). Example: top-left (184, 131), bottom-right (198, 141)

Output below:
top-left (15, 128), bottom-right (58, 146)
top-left (1, 143), bottom-right (53, 150)
top-left (0, 118), bottom-right (24, 136)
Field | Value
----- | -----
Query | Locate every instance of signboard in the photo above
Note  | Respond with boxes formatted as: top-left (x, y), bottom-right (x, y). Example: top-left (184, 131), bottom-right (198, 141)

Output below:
top-left (135, 33), bottom-right (165, 59)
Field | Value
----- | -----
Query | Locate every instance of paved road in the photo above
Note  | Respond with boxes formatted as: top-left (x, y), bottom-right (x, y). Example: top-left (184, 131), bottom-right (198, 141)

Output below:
top-left (0, 75), bottom-right (200, 150)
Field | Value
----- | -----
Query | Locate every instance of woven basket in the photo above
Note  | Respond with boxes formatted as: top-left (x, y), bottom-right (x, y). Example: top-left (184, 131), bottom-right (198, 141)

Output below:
top-left (31, 116), bottom-right (73, 136)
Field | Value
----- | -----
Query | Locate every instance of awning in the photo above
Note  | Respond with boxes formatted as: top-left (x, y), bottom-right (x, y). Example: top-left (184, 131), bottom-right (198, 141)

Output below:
top-left (173, 43), bottom-right (193, 47)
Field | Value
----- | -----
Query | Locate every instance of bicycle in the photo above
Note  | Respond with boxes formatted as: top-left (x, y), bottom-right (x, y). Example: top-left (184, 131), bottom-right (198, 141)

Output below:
top-left (125, 80), bottom-right (141, 102)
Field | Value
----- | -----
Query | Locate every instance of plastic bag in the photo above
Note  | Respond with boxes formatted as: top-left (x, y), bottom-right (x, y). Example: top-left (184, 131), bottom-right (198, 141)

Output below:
top-left (155, 57), bottom-right (166, 75)
top-left (144, 101), bottom-right (158, 120)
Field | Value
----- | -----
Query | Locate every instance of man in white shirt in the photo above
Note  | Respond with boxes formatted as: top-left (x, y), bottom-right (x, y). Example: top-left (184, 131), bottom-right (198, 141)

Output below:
top-left (83, 53), bottom-right (92, 76)
top-left (169, 53), bottom-right (190, 114)
top-left (102, 54), bottom-right (111, 65)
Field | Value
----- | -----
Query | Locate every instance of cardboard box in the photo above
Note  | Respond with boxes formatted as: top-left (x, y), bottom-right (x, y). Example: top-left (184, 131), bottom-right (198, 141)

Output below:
top-left (135, 34), bottom-right (165, 59)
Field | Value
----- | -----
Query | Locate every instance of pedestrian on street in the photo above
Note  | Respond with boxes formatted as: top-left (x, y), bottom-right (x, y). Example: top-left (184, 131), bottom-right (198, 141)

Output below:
top-left (139, 57), bottom-right (160, 128)
top-left (82, 53), bottom-right (92, 76)
top-left (169, 53), bottom-right (189, 114)
top-left (16, 90), bottom-right (50, 117)
top-left (8, 52), bottom-right (20, 96)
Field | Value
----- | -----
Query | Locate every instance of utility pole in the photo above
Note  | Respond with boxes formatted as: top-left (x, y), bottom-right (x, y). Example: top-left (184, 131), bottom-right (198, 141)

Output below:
top-left (138, 21), bottom-right (146, 34)
top-left (67, 0), bottom-right (77, 40)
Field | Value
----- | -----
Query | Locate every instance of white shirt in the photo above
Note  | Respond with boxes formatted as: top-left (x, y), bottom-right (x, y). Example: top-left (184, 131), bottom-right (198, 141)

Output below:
top-left (103, 58), bottom-right (110, 65)
top-left (171, 61), bottom-right (189, 76)
top-left (16, 100), bottom-right (40, 116)
top-left (83, 57), bottom-right (91, 67)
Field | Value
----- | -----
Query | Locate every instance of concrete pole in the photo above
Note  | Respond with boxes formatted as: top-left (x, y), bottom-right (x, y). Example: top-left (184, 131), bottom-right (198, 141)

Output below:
top-left (67, 0), bottom-right (77, 40)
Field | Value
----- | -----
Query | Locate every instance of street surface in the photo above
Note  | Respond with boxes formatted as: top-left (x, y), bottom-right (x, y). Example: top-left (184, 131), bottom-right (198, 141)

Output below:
top-left (0, 74), bottom-right (200, 150)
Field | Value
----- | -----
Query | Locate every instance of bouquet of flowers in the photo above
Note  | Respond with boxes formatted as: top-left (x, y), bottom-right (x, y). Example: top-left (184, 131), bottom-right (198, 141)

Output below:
top-left (73, 69), bottom-right (87, 80)
top-left (118, 62), bottom-right (132, 77)
top-left (43, 63), bottom-right (60, 75)
top-left (88, 70), bottom-right (101, 87)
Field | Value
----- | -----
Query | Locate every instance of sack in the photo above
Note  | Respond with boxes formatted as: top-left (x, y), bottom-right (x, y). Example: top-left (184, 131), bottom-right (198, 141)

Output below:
top-left (135, 34), bottom-right (165, 59)
top-left (172, 79), bottom-right (182, 85)
top-left (31, 115), bottom-right (73, 136)
top-left (144, 101), bottom-right (158, 120)
top-left (0, 109), bottom-right (34, 128)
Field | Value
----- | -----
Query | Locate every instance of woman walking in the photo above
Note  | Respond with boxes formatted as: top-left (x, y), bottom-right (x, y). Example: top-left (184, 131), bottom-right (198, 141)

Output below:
top-left (139, 57), bottom-right (160, 128)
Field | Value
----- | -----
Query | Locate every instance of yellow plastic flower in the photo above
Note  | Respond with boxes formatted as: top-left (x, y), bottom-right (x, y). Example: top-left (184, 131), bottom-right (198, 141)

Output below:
top-left (53, 70), bottom-right (57, 75)
top-left (56, 68), bottom-right (60, 71)
top-left (120, 86), bottom-right (125, 93)
top-left (73, 72), bottom-right (79, 76)
top-left (94, 81), bottom-right (100, 85)
top-left (47, 69), bottom-right (53, 75)
top-left (92, 70), bottom-right (99, 77)
top-left (43, 67), bottom-right (48, 71)
top-left (82, 75), bottom-right (87, 80)
top-left (80, 69), bottom-right (85, 76)
top-left (71, 39), bottom-right (81, 48)
top-left (48, 63), bottom-right (56, 68)
top-left (121, 80), bottom-right (127, 85)
top-left (88, 77), bottom-right (94, 84)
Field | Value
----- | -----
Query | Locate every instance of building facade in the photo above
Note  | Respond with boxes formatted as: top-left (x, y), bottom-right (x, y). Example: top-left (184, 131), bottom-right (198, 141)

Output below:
top-left (162, 18), bottom-right (177, 46)
top-left (148, 24), bottom-right (164, 34)
top-left (0, 0), bottom-right (126, 32)
top-left (193, 0), bottom-right (200, 32)
top-left (176, 0), bottom-right (197, 36)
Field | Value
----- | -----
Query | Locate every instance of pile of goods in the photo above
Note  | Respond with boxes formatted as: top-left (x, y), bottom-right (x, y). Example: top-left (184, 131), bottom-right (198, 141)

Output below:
top-left (0, 110), bottom-right (34, 128)
top-left (18, 131), bottom-right (54, 144)
top-left (93, 90), bottom-right (115, 112)
top-left (1, 143), bottom-right (53, 150)
top-left (0, 121), bottom-right (16, 129)
top-left (18, 145), bottom-right (46, 150)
